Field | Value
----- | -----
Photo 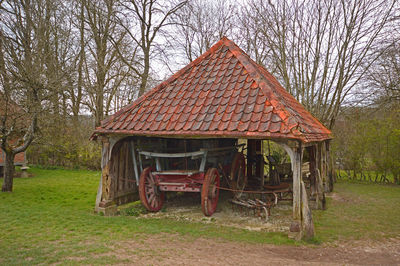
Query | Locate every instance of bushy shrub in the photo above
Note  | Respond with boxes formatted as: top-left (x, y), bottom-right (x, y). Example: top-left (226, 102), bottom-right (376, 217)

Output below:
top-left (27, 115), bottom-right (101, 170)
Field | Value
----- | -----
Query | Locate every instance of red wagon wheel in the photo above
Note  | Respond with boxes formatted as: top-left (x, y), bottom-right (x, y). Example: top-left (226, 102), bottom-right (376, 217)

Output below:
top-left (139, 167), bottom-right (164, 212)
top-left (201, 168), bottom-right (220, 216)
top-left (230, 152), bottom-right (247, 197)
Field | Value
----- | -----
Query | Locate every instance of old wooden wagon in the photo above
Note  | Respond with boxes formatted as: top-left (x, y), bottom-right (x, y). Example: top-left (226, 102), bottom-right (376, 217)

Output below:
top-left (137, 141), bottom-right (245, 216)
top-left (91, 37), bottom-right (333, 240)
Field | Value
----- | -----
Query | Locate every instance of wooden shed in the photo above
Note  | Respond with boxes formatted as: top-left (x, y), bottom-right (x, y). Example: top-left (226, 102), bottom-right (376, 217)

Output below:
top-left (92, 37), bottom-right (332, 239)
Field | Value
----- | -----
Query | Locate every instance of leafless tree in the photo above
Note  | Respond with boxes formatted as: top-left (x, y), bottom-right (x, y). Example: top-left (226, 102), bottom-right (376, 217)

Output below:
top-left (233, 4), bottom-right (271, 67)
top-left (0, 0), bottom-right (63, 191)
top-left (81, 0), bottom-right (134, 126)
top-left (242, 0), bottom-right (396, 129)
top-left (116, 0), bottom-right (187, 96)
top-left (66, 0), bottom-right (86, 123)
top-left (368, 45), bottom-right (400, 105)
top-left (165, 0), bottom-right (236, 66)
top-left (366, 10), bottom-right (400, 107)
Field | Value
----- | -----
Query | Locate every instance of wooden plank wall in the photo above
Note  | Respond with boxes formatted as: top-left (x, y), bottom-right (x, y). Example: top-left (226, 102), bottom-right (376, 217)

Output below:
top-left (109, 139), bottom-right (139, 205)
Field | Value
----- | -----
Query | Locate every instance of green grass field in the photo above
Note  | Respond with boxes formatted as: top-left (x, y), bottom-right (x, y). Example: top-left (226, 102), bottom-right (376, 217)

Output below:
top-left (314, 181), bottom-right (400, 243)
top-left (0, 168), bottom-right (399, 264)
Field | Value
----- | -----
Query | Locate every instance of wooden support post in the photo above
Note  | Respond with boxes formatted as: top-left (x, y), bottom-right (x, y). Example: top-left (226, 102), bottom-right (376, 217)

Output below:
top-left (292, 145), bottom-right (302, 221)
top-left (301, 180), bottom-right (315, 239)
top-left (308, 145), bottom-right (317, 198)
top-left (315, 168), bottom-right (326, 210)
top-left (96, 137), bottom-right (108, 210)
top-left (281, 141), bottom-right (315, 240)
top-left (317, 141), bottom-right (329, 193)
top-left (326, 140), bottom-right (334, 192)
top-left (247, 139), bottom-right (264, 186)
top-left (321, 142), bottom-right (326, 192)
top-left (96, 136), bottom-right (118, 215)
top-left (316, 143), bottom-right (326, 193)
top-left (314, 143), bottom-right (325, 209)
top-left (247, 139), bottom-right (255, 178)
top-left (279, 142), bottom-right (301, 220)
top-left (130, 141), bottom-right (140, 185)
top-left (255, 140), bottom-right (264, 186)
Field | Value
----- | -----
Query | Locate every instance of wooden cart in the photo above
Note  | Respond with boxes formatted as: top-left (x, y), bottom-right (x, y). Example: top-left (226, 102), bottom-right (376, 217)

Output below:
top-left (137, 145), bottom-right (245, 216)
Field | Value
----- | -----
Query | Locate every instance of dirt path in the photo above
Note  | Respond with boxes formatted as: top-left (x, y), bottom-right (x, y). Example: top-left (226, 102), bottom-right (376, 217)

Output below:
top-left (109, 234), bottom-right (400, 265)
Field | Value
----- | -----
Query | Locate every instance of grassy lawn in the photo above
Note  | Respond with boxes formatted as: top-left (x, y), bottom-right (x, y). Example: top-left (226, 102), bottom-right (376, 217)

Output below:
top-left (1, 168), bottom-right (399, 264)
top-left (314, 180), bottom-right (400, 243)
top-left (0, 168), bottom-right (291, 265)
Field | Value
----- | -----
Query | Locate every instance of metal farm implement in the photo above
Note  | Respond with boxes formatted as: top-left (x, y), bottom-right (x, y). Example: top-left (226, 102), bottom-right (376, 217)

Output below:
top-left (229, 183), bottom-right (293, 220)
top-left (137, 145), bottom-right (246, 216)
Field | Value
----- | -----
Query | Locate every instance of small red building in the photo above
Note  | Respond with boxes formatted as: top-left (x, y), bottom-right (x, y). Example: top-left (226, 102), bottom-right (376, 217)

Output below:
top-left (0, 150), bottom-right (26, 175)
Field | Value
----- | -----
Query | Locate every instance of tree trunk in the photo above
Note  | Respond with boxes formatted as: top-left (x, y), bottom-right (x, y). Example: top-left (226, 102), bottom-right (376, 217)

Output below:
top-left (95, 90), bottom-right (104, 127)
top-left (301, 180), bottom-right (315, 240)
top-left (138, 49), bottom-right (150, 97)
top-left (2, 151), bottom-right (15, 192)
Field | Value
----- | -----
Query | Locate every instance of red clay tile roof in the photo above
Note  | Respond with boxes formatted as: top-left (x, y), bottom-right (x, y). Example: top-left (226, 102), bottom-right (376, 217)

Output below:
top-left (94, 37), bottom-right (331, 143)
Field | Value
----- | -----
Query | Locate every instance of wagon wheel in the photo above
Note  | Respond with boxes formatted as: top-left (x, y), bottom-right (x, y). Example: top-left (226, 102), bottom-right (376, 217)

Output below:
top-left (201, 168), bottom-right (220, 216)
top-left (230, 152), bottom-right (247, 198)
top-left (139, 167), bottom-right (164, 212)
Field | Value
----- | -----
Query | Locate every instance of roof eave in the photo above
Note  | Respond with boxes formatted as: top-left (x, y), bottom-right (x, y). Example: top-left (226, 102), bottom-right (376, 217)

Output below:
top-left (92, 128), bottom-right (331, 143)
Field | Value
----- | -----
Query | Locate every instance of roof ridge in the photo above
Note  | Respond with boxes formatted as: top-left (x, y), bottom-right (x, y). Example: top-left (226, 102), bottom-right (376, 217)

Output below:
top-left (97, 38), bottom-right (227, 130)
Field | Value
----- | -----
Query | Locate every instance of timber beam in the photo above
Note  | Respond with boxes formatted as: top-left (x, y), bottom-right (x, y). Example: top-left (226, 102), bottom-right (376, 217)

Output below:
top-left (279, 140), bottom-right (315, 240)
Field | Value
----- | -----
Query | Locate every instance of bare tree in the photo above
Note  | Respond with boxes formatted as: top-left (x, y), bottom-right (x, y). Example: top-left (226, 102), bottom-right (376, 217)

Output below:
top-left (0, 0), bottom-right (59, 191)
top-left (67, 0), bottom-right (86, 122)
top-left (81, 0), bottom-right (133, 126)
top-left (243, 0), bottom-right (396, 129)
top-left (116, 0), bottom-right (187, 96)
top-left (234, 4), bottom-right (271, 67)
top-left (367, 41), bottom-right (400, 105)
top-left (166, 0), bottom-right (236, 65)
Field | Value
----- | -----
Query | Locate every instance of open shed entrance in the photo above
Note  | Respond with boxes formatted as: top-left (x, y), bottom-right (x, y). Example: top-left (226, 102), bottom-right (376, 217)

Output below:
top-left (96, 135), bottom-right (330, 239)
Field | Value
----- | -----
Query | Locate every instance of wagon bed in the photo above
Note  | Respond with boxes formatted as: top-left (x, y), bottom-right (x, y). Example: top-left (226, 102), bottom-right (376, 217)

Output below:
top-left (137, 145), bottom-right (245, 216)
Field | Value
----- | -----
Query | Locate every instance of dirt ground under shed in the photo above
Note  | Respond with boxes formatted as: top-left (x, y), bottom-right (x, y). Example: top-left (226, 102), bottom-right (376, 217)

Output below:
top-left (140, 191), bottom-right (293, 233)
